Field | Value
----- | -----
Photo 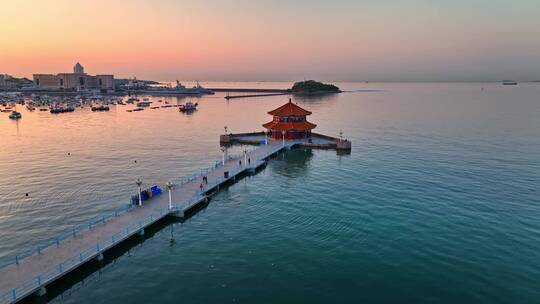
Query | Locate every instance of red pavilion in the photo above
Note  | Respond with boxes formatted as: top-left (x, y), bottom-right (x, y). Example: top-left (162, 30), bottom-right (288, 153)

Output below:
top-left (263, 99), bottom-right (317, 140)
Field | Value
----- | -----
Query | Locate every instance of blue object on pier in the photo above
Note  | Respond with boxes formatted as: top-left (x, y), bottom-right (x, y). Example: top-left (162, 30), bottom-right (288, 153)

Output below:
top-left (150, 185), bottom-right (162, 196)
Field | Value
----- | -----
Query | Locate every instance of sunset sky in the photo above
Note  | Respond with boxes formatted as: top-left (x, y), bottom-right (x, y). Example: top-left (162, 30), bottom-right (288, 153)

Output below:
top-left (1, 0), bottom-right (539, 81)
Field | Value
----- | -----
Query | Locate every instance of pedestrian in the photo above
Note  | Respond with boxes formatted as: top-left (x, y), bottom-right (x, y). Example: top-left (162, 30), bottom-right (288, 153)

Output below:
top-left (239, 160), bottom-right (242, 166)
top-left (199, 183), bottom-right (203, 192)
top-left (248, 158), bottom-right (251, 165)
top-left (205, 176), bottom-right (208, 184)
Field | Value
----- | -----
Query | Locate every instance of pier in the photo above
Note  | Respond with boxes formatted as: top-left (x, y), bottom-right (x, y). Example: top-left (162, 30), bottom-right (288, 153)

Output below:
top-left (208, 88), bottom-right (289, 93)
top-left (224, 93), bottom-right (290, 100)
top-left (0, 135), bottom-right (349, 304)
top-left (0, 99), bottom-right (350, 304)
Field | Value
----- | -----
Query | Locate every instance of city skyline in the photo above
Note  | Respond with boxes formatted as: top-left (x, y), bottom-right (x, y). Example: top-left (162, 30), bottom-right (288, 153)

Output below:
top-left (1, 0), bottom-right (540, 82)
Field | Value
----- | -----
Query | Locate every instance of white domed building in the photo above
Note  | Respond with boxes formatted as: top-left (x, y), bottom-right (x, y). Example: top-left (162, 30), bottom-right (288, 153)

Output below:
top-left (33, 62), bottom-right (114, 92)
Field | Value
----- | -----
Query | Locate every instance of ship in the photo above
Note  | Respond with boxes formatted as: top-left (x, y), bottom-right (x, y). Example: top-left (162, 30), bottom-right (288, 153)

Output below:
top-left (502, 80), bottom-right (518, 85)
top-left (141, 81), bottom-right (214, 96)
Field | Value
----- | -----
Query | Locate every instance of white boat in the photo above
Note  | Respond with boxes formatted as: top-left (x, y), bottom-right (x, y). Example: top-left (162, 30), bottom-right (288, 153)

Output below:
top-left (193, 81), bottom-right (215, 95)
top-left (179, 101), bottom-right (198, 112)
top-left (142, 80), bottom-right (213, 95)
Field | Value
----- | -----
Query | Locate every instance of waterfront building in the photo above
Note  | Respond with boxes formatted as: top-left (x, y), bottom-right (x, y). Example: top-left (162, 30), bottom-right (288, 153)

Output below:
top-left (263, 99), bottom-right (317, 140)
top-left (0, 74), bottom-right (17, 89)
top-left (33, 63), bottom-right (114, 92)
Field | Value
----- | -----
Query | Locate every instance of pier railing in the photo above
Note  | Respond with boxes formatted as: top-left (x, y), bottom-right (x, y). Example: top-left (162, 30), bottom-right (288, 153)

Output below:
top-left (0, 202), bottom-right (133, 271)
top-left (0, 156), bottom-right (235, 273)
top-left (0, 147), bottom-right (279, 304)
top-left (0, 192), bottom-right (205, 304)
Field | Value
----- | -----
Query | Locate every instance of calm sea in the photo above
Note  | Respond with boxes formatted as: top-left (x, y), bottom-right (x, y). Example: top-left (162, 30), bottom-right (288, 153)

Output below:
top-left (0, 82), bottom-right (539, 303)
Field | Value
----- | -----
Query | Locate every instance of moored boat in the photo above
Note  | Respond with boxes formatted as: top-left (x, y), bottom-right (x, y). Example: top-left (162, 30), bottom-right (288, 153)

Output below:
top-left (136, 101), bottom-right (151, 107)
top-left (91, 105), bottom-right (110, 111)
top-left (8, 111), bottom-right (22, 120)
top-left (179, 101), bottom-right (198, 112)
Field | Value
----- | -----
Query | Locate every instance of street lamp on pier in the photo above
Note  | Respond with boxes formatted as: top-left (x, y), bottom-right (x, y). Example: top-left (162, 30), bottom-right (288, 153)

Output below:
top-left (166, 180), bottom-right (173, 210)
top-left (136, 178), bottom-right (142, 206)
top-left (221, 146), bottom-right (226, 165)
top-left (281, 130), bottom-right (286, 146)
top-left (243, 149), bottom-right (248, 166)
top-left (264, 130), bottom-right (268, 145)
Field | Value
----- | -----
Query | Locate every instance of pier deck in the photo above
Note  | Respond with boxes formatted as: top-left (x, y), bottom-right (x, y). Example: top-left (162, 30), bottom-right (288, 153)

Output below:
top-left (0, 135), bottom-right (349, 304)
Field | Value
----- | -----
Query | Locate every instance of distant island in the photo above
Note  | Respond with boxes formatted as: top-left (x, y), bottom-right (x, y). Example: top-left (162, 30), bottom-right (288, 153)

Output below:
top-left (290, 80), bottom-right (341, 94)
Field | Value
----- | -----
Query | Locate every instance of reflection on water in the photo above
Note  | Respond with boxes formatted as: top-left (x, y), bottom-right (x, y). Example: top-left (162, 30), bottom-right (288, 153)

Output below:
top-left (292, 92), bottom-right (340, 104)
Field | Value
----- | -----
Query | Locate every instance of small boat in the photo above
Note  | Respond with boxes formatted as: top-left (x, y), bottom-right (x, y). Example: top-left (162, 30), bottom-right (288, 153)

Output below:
top-left (91, 105), bottom-right (110, 111)
top-left (179, 101), bottom-right (198, 112)
top-left (9, 111), bottom-right (22, 120)
top-left (39, 108), bottom-right (48, 112)
top-left (150, 106), bottom-right (160, 109)
top-left (126, 109), bottom-right (133, 112)
top-left (132, 108), bottom-right (145, 111)
top-left (136, 101), bottom-right (151, 107)
top-left (502, 80), bottom-right (518, 85)
top-left (50, 106), bottom-right (75, 114)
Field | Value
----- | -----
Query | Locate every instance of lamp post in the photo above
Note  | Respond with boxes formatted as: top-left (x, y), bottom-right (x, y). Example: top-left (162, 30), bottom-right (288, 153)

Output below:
top-left (166, 180), bottom-right (173, 210)
top-left (224, 126), bottom-right (228, 134)
top-left (264, 130), bottom-right (268, 145)
top-left (244, 149), bottom-right (248, 166)
top-left (282, 130), bottom-right (286, 146)
top-left (339, 131), bottom-right (343, 142)
top-left (136, 178), bottom-right (142, 206)
top-left (221, 146), bottom-right (226, 166)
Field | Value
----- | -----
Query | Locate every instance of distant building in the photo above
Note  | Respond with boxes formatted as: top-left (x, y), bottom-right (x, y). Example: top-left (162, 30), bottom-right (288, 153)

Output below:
top-left (0, 74), bottom-right (13, 89)
top-left (0, 74), bottom-right (25, 90)
top-left (33, 63), bottom-right (114, 92)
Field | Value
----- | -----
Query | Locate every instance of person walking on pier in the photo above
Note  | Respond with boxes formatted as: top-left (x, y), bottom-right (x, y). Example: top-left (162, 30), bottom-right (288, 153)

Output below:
top-left (248, 158), bottom-right (251, 166)
top-left (199, 182), bottom-right (204, 193)
top-left (239, 159), bottom-right (242, 166)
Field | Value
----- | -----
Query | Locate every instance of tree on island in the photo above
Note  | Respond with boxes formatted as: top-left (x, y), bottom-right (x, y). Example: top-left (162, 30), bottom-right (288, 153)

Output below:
top-left (290, 80), bottom-right (341, 94)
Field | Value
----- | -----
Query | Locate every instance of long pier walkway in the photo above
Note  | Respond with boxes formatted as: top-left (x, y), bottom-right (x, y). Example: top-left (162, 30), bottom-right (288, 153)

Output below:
top-left (0, 141), bottom-right (293, 304)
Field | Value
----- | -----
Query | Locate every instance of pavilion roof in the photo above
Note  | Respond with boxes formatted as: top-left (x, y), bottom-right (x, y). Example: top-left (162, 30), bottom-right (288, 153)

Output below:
top-left (268, 99), bottom-right (312, 116)
top-left (262, 120), bottom-right (317, 131)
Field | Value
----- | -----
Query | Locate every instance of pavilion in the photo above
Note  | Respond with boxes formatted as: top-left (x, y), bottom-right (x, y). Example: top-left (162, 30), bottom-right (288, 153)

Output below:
top-left (263, 99), bottom-right (317, 140)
